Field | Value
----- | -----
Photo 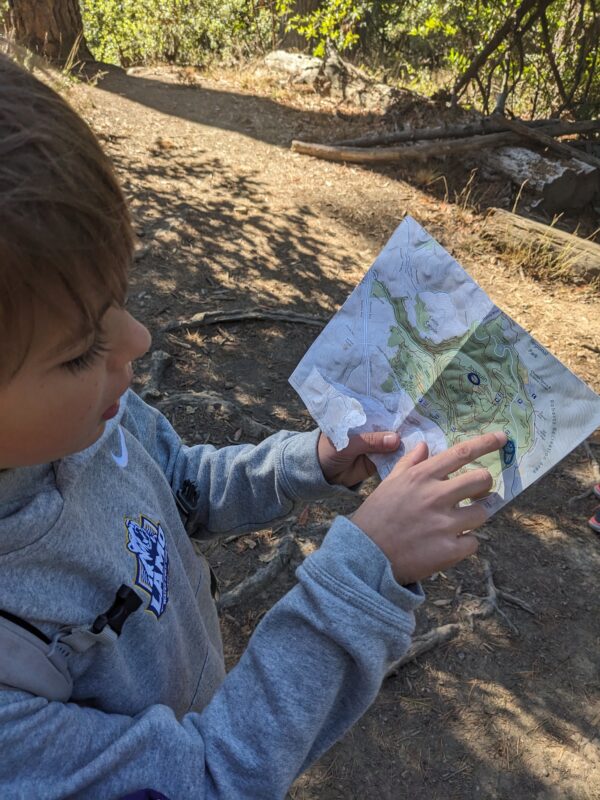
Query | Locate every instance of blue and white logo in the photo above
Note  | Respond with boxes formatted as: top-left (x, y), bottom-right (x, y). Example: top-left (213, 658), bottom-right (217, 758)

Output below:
top-left (125, 515), bottom-right (169, 618)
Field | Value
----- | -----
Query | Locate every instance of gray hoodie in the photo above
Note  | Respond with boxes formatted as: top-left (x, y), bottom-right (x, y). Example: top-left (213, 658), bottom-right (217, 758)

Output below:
top-left (0, 390), bottom-right (423, 799)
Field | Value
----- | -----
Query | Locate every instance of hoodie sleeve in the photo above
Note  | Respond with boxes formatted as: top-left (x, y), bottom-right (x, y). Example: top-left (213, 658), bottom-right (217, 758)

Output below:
top-left (121, 390), bottom-right (351, 537)
top-left (0, 518), bottom-right (424, 800)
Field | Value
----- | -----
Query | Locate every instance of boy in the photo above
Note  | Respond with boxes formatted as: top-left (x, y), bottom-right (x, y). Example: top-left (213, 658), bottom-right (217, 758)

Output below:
top-left (0, 53), bottom-right (505, 799)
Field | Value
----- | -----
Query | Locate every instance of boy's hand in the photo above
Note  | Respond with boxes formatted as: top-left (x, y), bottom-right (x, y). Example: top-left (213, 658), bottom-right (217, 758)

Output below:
top-left (318, 431), bottom-right (401, 488)
top-left (351, 431), bottom-right (507, 586)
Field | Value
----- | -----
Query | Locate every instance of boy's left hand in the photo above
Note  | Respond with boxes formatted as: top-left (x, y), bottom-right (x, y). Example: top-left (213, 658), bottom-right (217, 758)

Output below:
top-left (317, 431), bottom-right (401, 488)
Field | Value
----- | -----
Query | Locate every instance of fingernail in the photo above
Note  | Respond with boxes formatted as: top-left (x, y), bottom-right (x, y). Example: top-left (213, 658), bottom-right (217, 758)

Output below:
top-left (383, 433), bottom-right (399, 448)
top-left (495, 431), bottom-right (508, 445)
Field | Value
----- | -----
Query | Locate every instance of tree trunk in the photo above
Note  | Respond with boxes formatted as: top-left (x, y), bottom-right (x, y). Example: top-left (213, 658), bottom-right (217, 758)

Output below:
top-left (280, 0), bottom-right (323, 51)
top-left (7, 0), bottom-right (91, 62)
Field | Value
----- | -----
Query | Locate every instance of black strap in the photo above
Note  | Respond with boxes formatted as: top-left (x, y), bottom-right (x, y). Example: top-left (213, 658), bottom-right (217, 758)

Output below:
top-left (0, 609), bottom-right (50, 644)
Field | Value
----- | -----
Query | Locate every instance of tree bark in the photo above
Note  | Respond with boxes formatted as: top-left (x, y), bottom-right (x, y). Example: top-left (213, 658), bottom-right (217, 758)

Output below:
top-left (7, 0), bottom-right (91, 62)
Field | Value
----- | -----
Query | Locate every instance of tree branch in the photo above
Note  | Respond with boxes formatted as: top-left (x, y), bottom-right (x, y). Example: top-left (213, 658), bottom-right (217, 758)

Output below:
top-left (451, 0), bottom-right (552, 100)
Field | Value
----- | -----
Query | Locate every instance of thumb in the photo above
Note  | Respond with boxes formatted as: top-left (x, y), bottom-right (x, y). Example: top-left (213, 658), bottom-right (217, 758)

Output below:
top-left (346, 430), bottom-right (401, 457)
top-left (388, 440), bottom-right (429, 478)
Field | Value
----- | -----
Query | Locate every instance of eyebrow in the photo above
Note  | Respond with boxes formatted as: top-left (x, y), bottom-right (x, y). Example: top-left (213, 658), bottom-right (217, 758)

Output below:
top-left (46, 299), bottom-right (113, 360)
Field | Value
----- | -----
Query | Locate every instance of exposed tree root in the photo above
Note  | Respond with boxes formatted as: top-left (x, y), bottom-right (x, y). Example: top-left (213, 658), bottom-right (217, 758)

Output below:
top-left (386, 560), bottom-right (532, 677)
top-left (140, 350), bottom-right (173, 400)
top-left (217, 534), bottom-right (296, 611)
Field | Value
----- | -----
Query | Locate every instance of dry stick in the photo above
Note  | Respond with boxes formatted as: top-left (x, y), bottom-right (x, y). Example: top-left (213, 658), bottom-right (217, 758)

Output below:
top-left (498, 114), bottom-right (600, 170)
top-left (217, 534), bottom-right (296, 611)
top-left (139, 350), bottom-right (173, 400)
top-left (386, 560), bottom-right (530, 677)
top-left (156, 391), bottom-right (275, 439)
top-left (582, 343), bottom-right (600, 354)
top-left (291, 121), bottom-right (600, 165)
top-left (163, 308), bottom-right (328, 334)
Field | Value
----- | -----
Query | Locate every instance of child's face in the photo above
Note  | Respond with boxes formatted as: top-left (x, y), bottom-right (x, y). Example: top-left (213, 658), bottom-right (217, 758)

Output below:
top-left (0, 296), bottom-right (151, 468)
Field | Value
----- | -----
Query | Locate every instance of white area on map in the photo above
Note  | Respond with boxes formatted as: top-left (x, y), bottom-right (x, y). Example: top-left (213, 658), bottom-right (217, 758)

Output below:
top-left (290, 216), bottom-right (600, 514)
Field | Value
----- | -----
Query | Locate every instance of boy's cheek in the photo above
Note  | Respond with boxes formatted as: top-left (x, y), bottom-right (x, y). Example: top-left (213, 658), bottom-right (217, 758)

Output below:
top-left (0, 386), bottom-right (106, 468)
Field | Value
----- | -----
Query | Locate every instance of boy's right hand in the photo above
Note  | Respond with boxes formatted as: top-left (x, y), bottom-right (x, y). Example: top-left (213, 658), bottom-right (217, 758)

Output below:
top-left (352, 431), bottom-right (507, 586)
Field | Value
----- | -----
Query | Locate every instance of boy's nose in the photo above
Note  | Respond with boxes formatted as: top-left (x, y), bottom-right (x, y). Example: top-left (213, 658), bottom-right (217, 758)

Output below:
top-left (131, 316), bottom-right (152, 360)
top-left (109, 311), bottom-right (151, 369)
top-left (128, 315), bottom-right (152, 362)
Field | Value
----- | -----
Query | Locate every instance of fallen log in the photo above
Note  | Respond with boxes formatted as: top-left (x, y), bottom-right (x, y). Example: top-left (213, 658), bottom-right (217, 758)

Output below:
top-left (485, 208), bottom-right (600, 281)
top-left (291, 120), bottom-right (600, 165)
top-left (479, 146), bottom-right (598, 213)
top-left (335, 118), bottom-right (600, 148)
top-left (498, 115), bottom-right (600, 170)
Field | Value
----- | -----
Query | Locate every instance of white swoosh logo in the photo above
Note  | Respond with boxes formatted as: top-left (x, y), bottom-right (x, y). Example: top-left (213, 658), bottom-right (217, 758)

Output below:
top-left (111, 426), bottom-right (129, 469)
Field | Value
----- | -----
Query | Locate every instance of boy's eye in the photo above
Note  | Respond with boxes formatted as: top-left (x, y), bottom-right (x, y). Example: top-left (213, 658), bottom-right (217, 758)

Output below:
top-left (61, 335), bottom-right (109, 374)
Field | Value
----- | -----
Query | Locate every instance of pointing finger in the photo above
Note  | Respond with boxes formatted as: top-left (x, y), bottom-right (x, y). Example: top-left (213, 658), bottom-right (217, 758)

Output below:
top-left (426, 432), bottom-right (507, 480)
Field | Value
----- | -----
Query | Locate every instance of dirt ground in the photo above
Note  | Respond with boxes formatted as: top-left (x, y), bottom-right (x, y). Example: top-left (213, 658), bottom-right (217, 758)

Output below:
top-left (70, 61), bottom-right (600, 799)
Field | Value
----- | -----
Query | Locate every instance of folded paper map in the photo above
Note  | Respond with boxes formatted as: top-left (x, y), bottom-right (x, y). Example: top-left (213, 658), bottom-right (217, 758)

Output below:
top-left (290, 216), bottom-right (600, 513)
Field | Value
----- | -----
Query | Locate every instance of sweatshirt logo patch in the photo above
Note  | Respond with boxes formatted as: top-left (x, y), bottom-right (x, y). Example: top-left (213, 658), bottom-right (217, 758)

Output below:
top-left (125, 515), bottom-right (169, 618)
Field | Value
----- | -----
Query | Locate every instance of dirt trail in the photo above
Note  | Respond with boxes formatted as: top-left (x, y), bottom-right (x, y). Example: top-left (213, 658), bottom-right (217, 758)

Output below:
top-left (75, 64), bottom-right (599, 800)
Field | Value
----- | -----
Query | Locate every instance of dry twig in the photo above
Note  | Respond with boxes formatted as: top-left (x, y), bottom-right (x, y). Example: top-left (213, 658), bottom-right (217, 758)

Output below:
top-left (163, 308), bottom-right (327, 334)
